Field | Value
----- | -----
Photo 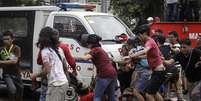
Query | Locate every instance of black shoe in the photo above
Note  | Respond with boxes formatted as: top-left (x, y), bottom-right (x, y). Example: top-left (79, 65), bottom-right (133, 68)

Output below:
top-left (164, 99), bottom-right (172, 101)
top-left (177, 99), bottom-right (185, 101)
top-left (183, 90), bottom-right (188, 95)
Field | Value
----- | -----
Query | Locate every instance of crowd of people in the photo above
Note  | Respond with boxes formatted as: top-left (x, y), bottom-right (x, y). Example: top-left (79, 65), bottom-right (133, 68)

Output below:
top-left (0, 27), bottom-right (118, 101)
top-left (0, 24), bottom-right (201, 101)
top-left (165, 0), bottom-right (200, 21)
top-left (118, 24), bottom-right (201, 101)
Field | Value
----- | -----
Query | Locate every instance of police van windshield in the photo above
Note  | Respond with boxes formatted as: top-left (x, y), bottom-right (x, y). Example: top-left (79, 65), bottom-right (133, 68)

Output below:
top-left (85, 15), bottom-right (131, 41)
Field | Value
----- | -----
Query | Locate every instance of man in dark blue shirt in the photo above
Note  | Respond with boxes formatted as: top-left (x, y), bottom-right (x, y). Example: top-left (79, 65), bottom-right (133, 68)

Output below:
top-left (164, 38), bottom-right (201, 101)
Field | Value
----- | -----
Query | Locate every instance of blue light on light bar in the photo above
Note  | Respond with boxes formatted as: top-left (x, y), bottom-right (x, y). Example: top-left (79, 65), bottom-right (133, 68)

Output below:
top-left (57, 2), bottom-right (96, 10)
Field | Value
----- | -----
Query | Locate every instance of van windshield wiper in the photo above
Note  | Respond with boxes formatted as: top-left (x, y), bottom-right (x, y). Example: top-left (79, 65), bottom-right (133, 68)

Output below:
top-left (102, 39), bottom-right (116, 42)
top-left (101, 39), bottom-right (121, 43)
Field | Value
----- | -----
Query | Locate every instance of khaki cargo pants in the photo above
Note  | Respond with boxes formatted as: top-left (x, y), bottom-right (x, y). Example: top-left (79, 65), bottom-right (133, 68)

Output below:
top-left (46, 83), bottom-right (68, 101)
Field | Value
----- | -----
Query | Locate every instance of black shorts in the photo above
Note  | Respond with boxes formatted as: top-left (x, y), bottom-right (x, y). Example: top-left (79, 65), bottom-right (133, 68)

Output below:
top-left (144, 70), bottom-right (166, 94)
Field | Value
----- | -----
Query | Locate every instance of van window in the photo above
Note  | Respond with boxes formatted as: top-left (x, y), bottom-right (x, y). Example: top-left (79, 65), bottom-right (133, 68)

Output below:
top-left (0, 11), bottom-right (35, 70)
top-left (54, 16), bottom-right (87, 41)
top-left (0, 17), bottom-right (28, 37)
top-left (85, 15), bottom-right (131, 40)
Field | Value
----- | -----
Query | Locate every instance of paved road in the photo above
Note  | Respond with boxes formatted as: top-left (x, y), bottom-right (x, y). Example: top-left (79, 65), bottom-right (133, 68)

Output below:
top-left (0, 84), bottom-right (191, 101)
top-left (0, 84), bottom-right (39, 101)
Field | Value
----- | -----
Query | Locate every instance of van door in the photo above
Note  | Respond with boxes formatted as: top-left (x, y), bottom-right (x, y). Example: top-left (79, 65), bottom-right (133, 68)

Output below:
top-left (53, 16), bottom-right (95, 85)
top-left (0, 11), bottom-right (35, 80)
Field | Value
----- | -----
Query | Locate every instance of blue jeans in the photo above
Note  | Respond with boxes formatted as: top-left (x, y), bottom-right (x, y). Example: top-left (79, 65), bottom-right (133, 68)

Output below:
top-left (186, 1), bottom-right (200, 21)
top-left (39, 77), bottom-right (48, 101)
top-left (93, 77), bottom-right (116, 101)
top-left (39, 84), bottom-right (47, 101)
top-left (132, 68), bottom-right (151, 92)
top-left (3, 74), bottom-right (24, 101)
top-left (166, 3), bottom-right (178, 21)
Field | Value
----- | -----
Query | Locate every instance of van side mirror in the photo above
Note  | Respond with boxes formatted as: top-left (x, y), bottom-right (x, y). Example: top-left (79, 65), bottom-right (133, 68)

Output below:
top-left (115, 33), bottom-right (128, 42)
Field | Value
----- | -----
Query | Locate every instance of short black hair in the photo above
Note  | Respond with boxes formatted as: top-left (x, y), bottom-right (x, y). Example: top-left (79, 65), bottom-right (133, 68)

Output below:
top-left (127, 37), bottom-right (140, 46)
top-left (155, 35), bottom-right (166, 45)
top-left (134, 24), bottom-right (150, 36)
top-left (151, 35), bottom-right (158, 42)
top-left (87, 34), bottom-right (102, 44)
top-left (180, 38), bottom-right (191, 46)
top-left (3, 31), bottom-right (14, 38)
top-left (155, 29), bottom-right (163, 33)
top-left (168, 31), bottom-right (178, 38)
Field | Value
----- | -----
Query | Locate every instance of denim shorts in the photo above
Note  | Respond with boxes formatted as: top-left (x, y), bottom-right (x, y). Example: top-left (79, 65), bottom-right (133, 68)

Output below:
top-left (131, 68), bottom-right (151, 92)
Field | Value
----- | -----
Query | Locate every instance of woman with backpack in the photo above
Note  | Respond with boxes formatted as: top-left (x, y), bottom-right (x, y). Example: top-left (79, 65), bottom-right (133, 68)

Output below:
top-left (36, 27), bottom-right (69, 101)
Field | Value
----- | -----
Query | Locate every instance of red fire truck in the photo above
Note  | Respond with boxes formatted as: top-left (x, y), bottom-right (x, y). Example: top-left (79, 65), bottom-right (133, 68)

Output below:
top-left (150, 22), bottom-right (201, 47)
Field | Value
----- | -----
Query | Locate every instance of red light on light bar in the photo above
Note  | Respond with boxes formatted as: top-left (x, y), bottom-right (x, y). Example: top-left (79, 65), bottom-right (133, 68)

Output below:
top-left (81, 4), bottom-right (96, 10)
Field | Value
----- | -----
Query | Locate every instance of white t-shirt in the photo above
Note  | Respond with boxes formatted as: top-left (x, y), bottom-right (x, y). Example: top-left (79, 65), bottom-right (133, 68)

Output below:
top-left (41, 47), bottom-right (68, 86)
top-left (166, 0), bottom-right (178, 4)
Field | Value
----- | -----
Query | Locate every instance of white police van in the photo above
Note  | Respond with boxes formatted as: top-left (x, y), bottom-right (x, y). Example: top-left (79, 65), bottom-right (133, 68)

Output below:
top-left (0, 3), bottom-right (133, 87)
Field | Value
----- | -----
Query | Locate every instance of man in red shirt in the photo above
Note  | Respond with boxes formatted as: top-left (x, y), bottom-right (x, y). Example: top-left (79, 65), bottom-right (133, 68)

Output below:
top-left (76, 34), bottom-right (117, 101)
top-left (124, 24), bottom-right (166, 101)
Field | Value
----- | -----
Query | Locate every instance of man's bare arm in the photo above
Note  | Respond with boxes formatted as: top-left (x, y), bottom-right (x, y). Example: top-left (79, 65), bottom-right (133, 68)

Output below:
top-left (123, 47), bottom-right (150, 60)
top-left (75, 54), bottom-right (93, 61)
top-left (164, 59), bottom-right (175, 66)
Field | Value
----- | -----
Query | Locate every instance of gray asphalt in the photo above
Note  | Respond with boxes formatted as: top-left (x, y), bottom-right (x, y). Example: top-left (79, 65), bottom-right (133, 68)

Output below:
top-left (0, 84), bottom-right (191, 101)
top-left (0, 84), bottom-right (39, 101)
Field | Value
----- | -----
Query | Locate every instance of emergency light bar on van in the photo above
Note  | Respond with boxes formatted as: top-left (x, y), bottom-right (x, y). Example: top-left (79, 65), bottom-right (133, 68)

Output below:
top-left (57, 2), bottom-right (96, 11)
